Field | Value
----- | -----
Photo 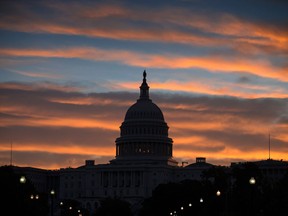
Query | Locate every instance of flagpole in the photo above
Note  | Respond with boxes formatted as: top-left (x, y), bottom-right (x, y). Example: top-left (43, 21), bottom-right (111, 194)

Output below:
top-left (268, 134), bottom-right (271, 160)
top-left (10, 140), bottom-right (13, 166)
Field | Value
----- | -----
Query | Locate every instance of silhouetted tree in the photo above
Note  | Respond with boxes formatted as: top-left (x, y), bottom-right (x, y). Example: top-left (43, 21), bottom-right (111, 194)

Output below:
top-left (0, 166), bottom-right (49, 216)
top-left (262, 169), bottom-right (288, 216)
top-left (60, 199), bottom-right (89, 216)
top-left (95, 197), bottom-right (132, 216)
top-left (230, 162), bottom-right (263, 216)
top-left (140, 180), bottom-right (218, 216)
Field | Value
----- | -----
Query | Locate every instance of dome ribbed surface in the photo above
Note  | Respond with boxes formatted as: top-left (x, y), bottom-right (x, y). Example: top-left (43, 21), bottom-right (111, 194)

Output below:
top-left (124, 100), bottom-right (164, 121)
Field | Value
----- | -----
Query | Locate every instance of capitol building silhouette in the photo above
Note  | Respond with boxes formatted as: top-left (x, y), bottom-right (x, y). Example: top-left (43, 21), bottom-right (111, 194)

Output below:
top-left (8, 71), bottom-right (288, 215)
top-left (57, 71), bottom-right (212, 211)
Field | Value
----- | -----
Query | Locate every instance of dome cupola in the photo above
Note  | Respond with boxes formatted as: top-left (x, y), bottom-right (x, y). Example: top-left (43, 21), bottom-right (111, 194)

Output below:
top-left (124, 71), bottom-right (164, 121)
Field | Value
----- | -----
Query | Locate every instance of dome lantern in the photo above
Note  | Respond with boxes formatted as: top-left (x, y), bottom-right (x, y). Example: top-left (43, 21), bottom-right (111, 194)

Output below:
top-left (139, 70), bottom-right (150, 100)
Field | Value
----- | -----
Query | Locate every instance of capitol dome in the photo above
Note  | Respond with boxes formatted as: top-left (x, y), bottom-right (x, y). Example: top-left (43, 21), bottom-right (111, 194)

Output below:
top-left (113, 71), bottom-right (177, 166)
top-left (124, 98), bottom-right (164, 121)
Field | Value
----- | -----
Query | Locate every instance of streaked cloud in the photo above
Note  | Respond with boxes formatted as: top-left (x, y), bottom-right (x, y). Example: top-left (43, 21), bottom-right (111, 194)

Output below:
top-left (0, 0), bottom-right (287, 56)
top-left (10, 69), bottom-right (63, 79)
top-left (1, 83), bottom-right (287, 168)
top-left (0, 82), bottom-right (82, 92)
top-left (0, 47), bottom-right (287, 82)
top-left (119, 80), bottom-right (288, 98)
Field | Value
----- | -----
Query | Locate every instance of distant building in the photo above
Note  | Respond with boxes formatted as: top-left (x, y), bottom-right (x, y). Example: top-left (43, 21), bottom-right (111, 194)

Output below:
top-left (11, 165), bottom-right (59, 194)
top-left (231, 159), bottom-right (288, 182)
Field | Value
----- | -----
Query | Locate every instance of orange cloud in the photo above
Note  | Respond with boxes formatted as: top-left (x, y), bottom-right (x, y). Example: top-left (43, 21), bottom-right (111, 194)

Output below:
top-left (0, 2), bottom-right (225, 47)
top-left (0, 82), bottom-right (81, 92)
top-left (173, 136), bottom-right (207, 145)
top-left (49, 97), bottom-right (130, 107)
top-left (1, 47), bottom-right (287, 83)
top-left (173, 131), bottom-right (288, 165)
top-left (119, 80), bottom-right (288, 98)
top-left (0, 16), bottom-right (219, 47)
top-left (174, 13), bottom-right (288, 51)
top-left (0, 143), bottom-right (114, 157)
top-left (0, 113), bottom-right (119, 131)
top-left (174, 149), bottom-right (281, 166)
top-left (1, 81), bottom-right (287, 169)
top-left (10, 69), bottom-right (63, 79)
top-left (1, 1), bottom-right (287, 55)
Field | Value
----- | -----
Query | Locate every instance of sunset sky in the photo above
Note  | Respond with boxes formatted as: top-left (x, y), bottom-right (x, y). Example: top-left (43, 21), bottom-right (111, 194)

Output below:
top-left (0, 0), bottom-right (288, 169)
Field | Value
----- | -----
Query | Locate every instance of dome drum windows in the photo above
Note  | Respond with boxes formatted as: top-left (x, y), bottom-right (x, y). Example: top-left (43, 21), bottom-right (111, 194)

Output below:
top-left (120, 124), bottom-right (169, 136)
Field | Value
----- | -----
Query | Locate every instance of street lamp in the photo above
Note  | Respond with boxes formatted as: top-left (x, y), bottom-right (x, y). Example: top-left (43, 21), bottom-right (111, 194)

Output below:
top-left (249, 177), bottom-right (256, 216)
top-left (19, 176), bottom-right (27, 200)
top-left (50, 189), bottom-right (55, 216)
top-left (216, 190), bottom-right (221, 216)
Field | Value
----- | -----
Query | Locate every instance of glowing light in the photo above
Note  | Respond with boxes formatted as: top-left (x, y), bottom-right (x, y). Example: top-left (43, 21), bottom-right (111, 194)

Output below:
top-left (249, 177), bottom-right (256, 185)
top-left (19, 176), bottom-right (26, 184)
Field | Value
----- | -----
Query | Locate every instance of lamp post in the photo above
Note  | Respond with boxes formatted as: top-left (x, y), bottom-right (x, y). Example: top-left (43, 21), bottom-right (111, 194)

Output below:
top-left (249, 177), bottom-right (256, 216)
top-left (187, 203), bottom-right (192, 215)
top-left (50, 189), bottom-right (55, 216)
top-left (199, 198), bottom-right (204, 214)
top-left (19, 176), bottom-right (26, 202)
top-left (216, 190), bottom-right (221, 216)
